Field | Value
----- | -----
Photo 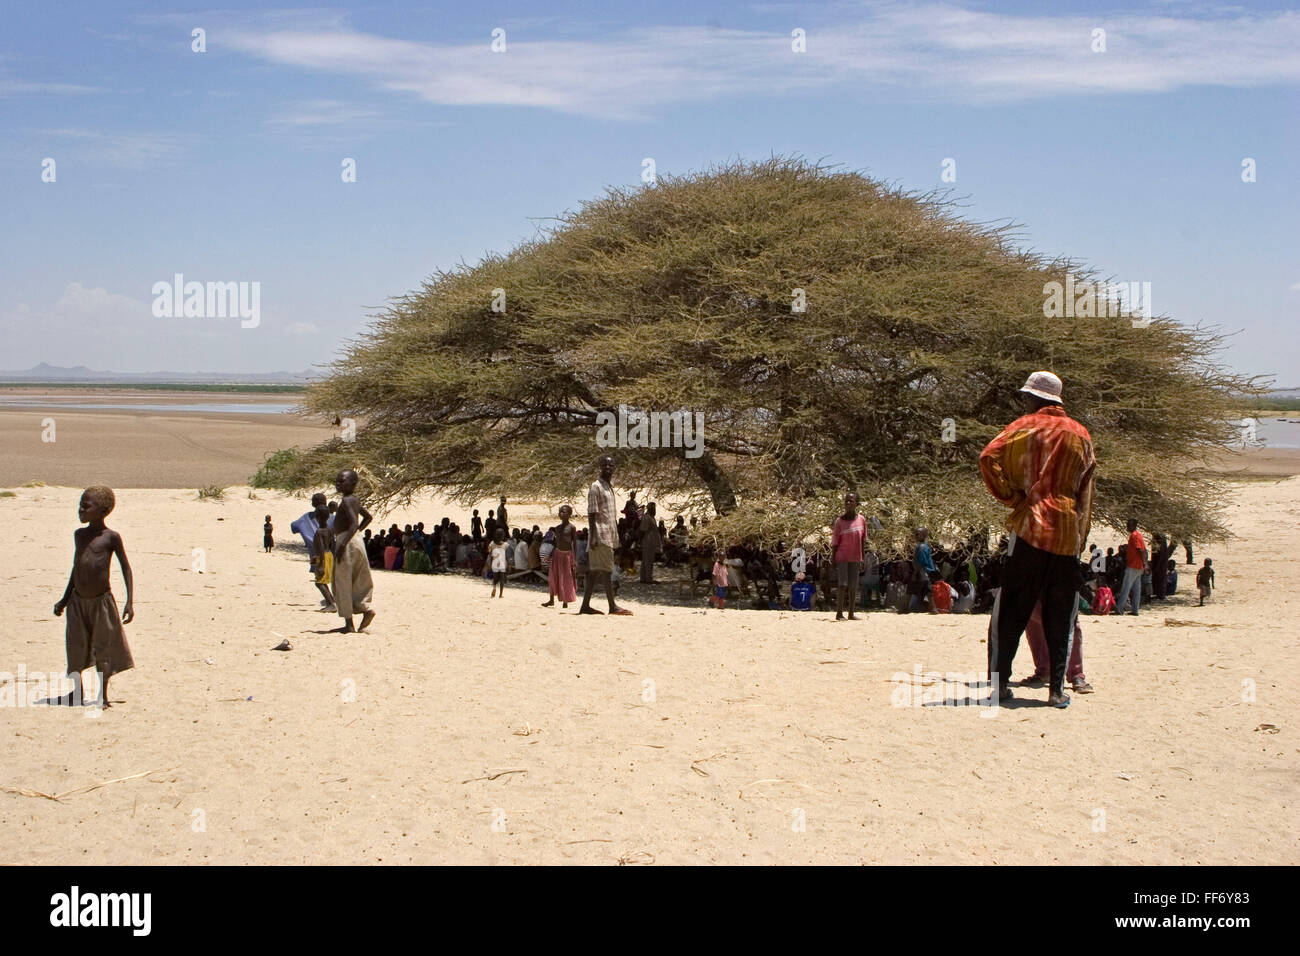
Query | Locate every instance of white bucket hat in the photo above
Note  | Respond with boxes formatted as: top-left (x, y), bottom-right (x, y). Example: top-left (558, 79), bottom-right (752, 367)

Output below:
top-left (1019, 370), bottom-right (1063, 403)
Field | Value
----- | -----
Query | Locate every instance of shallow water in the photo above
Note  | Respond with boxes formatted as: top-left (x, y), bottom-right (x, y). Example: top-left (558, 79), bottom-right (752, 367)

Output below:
top-left (1238, 418), bottom-right (1300, 449)
top-left (0, 396), bottom-right (296, 415)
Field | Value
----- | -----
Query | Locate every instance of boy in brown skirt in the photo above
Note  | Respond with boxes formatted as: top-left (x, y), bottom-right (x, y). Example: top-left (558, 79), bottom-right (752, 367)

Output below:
top-left (53, 486), bottom-right (134, 709)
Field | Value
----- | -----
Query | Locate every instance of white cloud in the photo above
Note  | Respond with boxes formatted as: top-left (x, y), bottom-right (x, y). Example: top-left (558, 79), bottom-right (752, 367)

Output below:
top-left (0, 53), bottom-right (102, 97)
top-left (0, 79), bottom-right (101, 96)
top-left (203, 3), bottom-right (1300, 119)
top-left (40, 129), bottom-right (185, 169)
top-left (285, 322), bottom-right (320, 334)
top-left (266, 99), bottom-right (382, 127)
top-left (0, 284), bottom-right (150, 353)
top-left (55, 282), bottom-right (148, 316)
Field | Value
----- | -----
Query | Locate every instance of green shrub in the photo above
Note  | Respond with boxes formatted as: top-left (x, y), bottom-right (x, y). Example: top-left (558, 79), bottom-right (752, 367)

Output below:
top-left (251, 448), bottom-right (302, 489)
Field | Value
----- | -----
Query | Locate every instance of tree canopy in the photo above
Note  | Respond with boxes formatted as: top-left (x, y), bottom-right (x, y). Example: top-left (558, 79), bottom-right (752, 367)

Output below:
top-left (280, 157), bottom-right (1259, 554)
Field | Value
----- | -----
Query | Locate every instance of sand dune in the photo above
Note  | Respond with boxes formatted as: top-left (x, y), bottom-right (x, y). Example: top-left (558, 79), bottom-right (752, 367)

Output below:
top-left (1, 480), bottom-right (1295, 864)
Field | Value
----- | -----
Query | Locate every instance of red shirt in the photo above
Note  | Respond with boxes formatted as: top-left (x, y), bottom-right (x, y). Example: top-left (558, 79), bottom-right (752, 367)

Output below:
top-left (832, 514), bottom-right (867, 564)
top-left (1126, 531), bottom-right (1146, 569)
top-left (979, 405), bottom-right (1097, 556)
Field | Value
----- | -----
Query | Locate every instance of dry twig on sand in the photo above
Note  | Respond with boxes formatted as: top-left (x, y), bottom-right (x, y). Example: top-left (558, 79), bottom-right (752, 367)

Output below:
top-left (2, 767), bottom-right (178, 803)
top-left (689, 753), bottom-right (729, 777)
top-left (798, 727), bottom-right (847, 743)
top-left (461, 769), bottom-right (528, 783)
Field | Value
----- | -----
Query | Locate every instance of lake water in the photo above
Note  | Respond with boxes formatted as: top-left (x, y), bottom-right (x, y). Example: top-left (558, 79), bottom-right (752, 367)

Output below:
top-left (0, 395), bottom-right (1295, 443)
top-left (0, 396), bottom-right (297, 415)
top-left (1238, 418), bottom-right (1300, 450)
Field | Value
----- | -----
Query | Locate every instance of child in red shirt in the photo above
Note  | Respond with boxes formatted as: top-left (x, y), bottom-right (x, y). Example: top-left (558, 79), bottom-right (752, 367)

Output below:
top-left (709, 552), bottom-right (729, 609)
top-left (831, 491), bottom-right (868, 621)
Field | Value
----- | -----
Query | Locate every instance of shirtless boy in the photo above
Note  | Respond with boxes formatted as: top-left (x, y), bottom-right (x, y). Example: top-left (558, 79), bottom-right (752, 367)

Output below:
top-left (331, 469), bottom-right (375, 632)
top-left (53, 486), bottom-right (135, 708)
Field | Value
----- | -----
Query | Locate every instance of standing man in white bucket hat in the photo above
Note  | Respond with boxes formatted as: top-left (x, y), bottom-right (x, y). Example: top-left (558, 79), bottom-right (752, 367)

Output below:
top-left (979, 371), bottom-right (1096, 708)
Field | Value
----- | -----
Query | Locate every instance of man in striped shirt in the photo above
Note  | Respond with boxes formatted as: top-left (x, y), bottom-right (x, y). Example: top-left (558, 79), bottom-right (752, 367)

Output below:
top-left (979, 371), bottom-right (1096, 708)
top-left (580, 454), bottom-right (632, 616)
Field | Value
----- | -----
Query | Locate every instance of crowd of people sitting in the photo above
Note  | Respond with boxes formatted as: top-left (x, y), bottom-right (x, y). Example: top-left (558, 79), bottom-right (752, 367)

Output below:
top-left (293, 491), bottom-right (1214, 616)
top-left (1083, 526), bottom-right (1214, 614)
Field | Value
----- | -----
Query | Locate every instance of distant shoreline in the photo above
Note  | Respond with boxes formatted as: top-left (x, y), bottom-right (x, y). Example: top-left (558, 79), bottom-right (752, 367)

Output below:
top-left (0, 391), bottom-right (1296, 488)
top-left (0, 382), bottom-right (305, 394)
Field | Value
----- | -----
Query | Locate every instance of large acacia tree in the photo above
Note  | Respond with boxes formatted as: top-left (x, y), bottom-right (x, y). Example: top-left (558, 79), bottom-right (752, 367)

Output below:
top-left (279, 158), bottom-right (1258, 553)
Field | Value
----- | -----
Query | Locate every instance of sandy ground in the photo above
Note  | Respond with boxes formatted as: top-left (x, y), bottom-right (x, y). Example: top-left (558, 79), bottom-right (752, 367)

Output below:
top-left (1, 477), bottom-right (1296, 865)
top-left (0, 404), bottom-right (330, 488)
top-left (1202, 447), bottom-right (1300, 479)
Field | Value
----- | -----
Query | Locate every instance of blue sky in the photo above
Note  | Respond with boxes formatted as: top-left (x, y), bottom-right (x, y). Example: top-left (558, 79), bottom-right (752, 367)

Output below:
top-left (2, 0), bottom-right (1297, 382)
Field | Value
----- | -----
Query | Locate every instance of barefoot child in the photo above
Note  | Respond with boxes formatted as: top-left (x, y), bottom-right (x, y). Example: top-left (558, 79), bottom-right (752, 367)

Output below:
top-left (331, 469), bottom-right (375, 632)
top-left (263, 515), bottom-right (274, 552)
top-left (1196, 558), bottom-right (1215, 606)
top-left (489, 529), bottom-right (509, 598)
top-left (832, 491), bottom-right (867, 621)
top-left (310, 504), bottom-right (336, 612)
top-left (542, 505), bottom-right (578, 608)
top-left (53, 486), bottom-right (134, 708)
top-left (709, 551), bottom-right (729, 609)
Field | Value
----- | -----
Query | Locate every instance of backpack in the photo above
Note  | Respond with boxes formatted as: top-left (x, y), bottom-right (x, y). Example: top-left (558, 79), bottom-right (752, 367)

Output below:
top-left (1092, 586), bottom-right (1116, 615)
top-left (931, 581), bottom-right (952, 613)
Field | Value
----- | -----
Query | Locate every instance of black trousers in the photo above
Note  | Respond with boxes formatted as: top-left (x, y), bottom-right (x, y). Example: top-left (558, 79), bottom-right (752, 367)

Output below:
top-left (987, 534), bottom-right (1081, 695)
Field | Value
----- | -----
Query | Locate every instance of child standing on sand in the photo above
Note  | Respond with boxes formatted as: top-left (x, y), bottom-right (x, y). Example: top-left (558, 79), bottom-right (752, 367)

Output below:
top-left (831, 491), bottom-right (868, 621)
top-left (52, 486), bottom-right (135, 709)
top-left (331, 469), bottom-right (375, 633)
top-left (263, 515), bottom-right (274, 552)
top-left (311, 504), bottom-right (336, 612)
top-left (709, 551), bottom-right (729, 609)
top-left (542, 505), bottom-right (578, 609)
top-left (1197, 558), bottom-right (1215, 606)
top-left (489, 529), bottom-right (509, 598)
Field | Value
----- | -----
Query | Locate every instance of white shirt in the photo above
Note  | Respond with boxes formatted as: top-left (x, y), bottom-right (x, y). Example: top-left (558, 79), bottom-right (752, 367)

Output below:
top-left (490, 544), bottom-right (508, 572)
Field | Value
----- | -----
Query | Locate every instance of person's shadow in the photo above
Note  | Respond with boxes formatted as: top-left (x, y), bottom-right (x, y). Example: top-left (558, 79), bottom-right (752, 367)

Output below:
top-left (919, 678), bottom-right (1055, 709)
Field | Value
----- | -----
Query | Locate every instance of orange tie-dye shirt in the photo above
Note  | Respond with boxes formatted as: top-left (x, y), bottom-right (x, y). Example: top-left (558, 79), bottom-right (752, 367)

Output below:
top-left (979, 405), bottom-right (1097, 557)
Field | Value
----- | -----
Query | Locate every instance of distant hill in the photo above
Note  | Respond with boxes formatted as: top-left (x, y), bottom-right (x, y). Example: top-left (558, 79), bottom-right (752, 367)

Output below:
top-left (0, 363), bottom-right (315, 385)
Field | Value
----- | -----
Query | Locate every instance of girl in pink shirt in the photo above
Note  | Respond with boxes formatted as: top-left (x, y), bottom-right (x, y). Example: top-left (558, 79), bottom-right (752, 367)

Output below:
top-left (709, 552), bottom-right (729, 609)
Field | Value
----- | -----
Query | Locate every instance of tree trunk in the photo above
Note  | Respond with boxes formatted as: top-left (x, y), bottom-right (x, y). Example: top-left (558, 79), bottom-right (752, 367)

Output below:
top-left (690, 452), bottom-right (737, 515)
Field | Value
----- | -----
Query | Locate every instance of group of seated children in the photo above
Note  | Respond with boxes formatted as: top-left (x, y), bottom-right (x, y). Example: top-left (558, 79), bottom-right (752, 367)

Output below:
top-left (284, 497), bottom-right (1218, 617)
